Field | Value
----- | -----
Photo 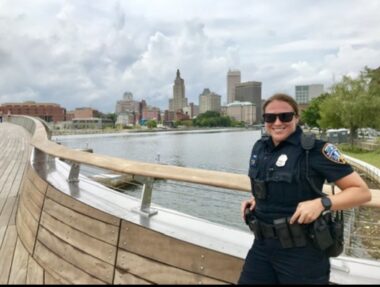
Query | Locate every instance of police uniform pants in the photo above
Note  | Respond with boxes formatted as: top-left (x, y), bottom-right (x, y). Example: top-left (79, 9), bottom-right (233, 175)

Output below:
top-left (238, 238), bottom-right (330, 284)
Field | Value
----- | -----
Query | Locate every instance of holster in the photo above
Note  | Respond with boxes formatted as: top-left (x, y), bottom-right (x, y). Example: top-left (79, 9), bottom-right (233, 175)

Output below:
top-left (326, 211), bottom-right (344, 257)
top-left (309, 213), bottom-right (334, 251)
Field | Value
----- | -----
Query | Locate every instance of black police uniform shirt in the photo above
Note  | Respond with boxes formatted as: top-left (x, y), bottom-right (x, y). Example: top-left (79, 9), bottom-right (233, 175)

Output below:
top-left (248, 126), bottom-right (353, 224)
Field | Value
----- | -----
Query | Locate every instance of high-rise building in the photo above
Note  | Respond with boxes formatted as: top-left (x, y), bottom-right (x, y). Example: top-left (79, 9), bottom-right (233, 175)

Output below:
top-left (115, 92), bottom-right (140, 115)
top-left (169, 69), bottom-right (188, 112)
top-left (226, 101), bottom-right (256, 125)
top-left (235, 81), bottom-right (262, 123)
top-left (227, 70), bottom-right (241, 104)
top-left (115, 92), bottom-right (141, 125)
top-left (199, 88), bottom-right (221, 114)
top-left (295, 84), bottom-right (324, 104)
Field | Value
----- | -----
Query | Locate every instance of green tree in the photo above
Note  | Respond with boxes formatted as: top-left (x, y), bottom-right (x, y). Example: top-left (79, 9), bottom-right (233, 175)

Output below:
top-left (319, 69), bottom-right (380, 147)
top-left (176, 119), bottom-right (193, 127)
top-left (103, 113), bottom-right (117, 124)
top-left (146, 120), bottom-right (157, 129)
top-left (301, 93), bottom-right (329, 130)
top-left (366, 66), bottom-right (380, 128)
top-left (192, 111), bottom-right (234, 127)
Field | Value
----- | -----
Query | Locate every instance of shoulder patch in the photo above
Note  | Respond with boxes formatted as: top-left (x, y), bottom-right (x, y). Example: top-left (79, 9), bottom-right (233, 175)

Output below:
top-left (322, 143), bottom-right (347, 164)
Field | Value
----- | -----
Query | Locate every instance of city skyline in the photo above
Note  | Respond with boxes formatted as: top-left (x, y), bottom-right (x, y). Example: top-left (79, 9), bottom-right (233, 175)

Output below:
top-left (1, 0), bottom-right (380, 113)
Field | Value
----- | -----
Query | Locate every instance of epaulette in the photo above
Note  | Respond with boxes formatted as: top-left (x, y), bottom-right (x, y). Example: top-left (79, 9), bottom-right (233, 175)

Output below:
top-left (301, 132), bottom-right (324, 197)
top-left (301, 132), bottom-right (316, 151)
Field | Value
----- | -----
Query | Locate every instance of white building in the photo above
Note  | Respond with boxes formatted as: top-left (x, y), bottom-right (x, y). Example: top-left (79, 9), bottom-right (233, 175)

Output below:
top-left (199, 88), bottom-right (221, 114)
top-left (295, 84), bottom-right (324, 104)
top-left (226, 101), bottom-right (256, 124)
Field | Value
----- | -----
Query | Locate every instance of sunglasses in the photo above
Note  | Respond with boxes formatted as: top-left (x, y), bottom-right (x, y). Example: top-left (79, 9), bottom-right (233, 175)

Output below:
top-left (263, 112), bottom-right (295, 123)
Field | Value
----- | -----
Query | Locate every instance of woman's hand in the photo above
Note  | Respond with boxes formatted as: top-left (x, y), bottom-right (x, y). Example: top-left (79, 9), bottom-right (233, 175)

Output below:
top-left (241, 197), bottom-right (256, 221)
top-left (289, 198), bottom-right (324, 224)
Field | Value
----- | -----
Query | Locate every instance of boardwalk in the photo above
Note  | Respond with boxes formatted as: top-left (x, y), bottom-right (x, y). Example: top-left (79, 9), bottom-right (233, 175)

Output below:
top-left (0, 123), bottom-right (40, 284)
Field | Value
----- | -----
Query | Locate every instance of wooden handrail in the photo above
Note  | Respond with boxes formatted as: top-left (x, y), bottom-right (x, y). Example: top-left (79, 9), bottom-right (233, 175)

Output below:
top-left (11, 115), bottom-right (380, 208)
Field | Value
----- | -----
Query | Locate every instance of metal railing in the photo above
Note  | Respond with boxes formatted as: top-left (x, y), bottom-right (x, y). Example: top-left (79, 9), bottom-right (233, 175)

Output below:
top-left (8, 115), bottom-right (380, 259)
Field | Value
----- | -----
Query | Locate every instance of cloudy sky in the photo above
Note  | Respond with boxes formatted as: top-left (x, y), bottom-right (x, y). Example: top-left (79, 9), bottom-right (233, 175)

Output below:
top-left (1, 0), bottom-right (380, 112)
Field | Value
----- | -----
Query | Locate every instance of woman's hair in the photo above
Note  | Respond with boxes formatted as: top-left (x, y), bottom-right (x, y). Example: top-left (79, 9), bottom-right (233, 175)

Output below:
top-left (262, 93), bottom-right (299, 116)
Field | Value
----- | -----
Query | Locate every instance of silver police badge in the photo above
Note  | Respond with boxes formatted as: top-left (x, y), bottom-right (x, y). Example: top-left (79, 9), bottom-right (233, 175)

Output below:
top-left (276, 154), bottom-right (288, 167)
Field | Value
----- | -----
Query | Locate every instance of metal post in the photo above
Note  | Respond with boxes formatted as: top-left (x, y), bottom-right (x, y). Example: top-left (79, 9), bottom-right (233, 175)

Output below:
top-left (133, 177), bottom-right (158, 217)
top-left (67, 162), bottom-right (80, 183)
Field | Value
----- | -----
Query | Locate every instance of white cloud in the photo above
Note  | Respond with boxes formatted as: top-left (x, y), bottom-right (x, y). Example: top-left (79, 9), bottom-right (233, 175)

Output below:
top-left (0, 0), bottom-right (380, 112)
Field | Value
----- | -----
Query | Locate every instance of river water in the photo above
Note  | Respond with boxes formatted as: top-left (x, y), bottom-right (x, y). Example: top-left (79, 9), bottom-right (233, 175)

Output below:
top-left (54, 128), bottom-right (261, 231)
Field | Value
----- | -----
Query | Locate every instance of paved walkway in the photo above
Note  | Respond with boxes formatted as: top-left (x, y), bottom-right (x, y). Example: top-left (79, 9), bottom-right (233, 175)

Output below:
top-left (0, 122), bottom-right (40, 284)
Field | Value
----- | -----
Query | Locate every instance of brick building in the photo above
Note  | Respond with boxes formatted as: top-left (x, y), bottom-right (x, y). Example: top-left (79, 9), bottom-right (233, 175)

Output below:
top-left (0, 101), bottom-right (66, 122)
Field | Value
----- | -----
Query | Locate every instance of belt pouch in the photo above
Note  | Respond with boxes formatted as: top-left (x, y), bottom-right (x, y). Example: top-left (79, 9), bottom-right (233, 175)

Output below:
top-left (273, 218), bottom-right (293, 248)
top-left (287, 218), bottom-right (307, 247)
top-left (249, 220), bottom-right (263, 240)
top-left (312, 216), bottom-right (333, 250)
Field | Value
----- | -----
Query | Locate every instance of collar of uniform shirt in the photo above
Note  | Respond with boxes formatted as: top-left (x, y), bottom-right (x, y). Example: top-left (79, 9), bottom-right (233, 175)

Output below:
top-left (265, 125), bottom-right (303, 150)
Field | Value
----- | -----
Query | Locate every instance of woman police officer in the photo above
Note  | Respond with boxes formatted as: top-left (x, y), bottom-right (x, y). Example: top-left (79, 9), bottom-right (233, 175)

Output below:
top-left (238, 93), bottom-right (371, 284)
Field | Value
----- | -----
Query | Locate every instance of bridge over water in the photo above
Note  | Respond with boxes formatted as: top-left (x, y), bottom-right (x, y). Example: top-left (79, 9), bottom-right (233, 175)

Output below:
top-left (0, 117), bottom-right (380, 284)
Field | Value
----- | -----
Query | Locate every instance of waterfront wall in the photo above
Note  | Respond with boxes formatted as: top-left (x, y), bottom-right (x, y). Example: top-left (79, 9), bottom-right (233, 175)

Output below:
top-left (345, 155), bottom-right (380, 186)
top-left (17, 163), bottom-right (243, 284)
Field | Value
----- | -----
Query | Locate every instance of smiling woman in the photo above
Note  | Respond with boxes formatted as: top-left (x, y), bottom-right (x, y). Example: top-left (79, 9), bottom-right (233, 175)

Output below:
top-left (262, 94), bottom-right (299, 146)
top-left (239, 93), bottom-right (371, 284)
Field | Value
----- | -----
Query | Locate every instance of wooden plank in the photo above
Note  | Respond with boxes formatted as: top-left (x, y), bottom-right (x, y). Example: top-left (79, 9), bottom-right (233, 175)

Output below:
top-left (26, 255), bottom-right (43, 284)
top-left (8, 146), bottom-right (30, 198)
top-left (0, 158), bottom-right (17, 197)
top-left (0, 226), bottom-right (18, 284)
top-left (114, 268), bottom-right (151, 285)
top-left (15, 197), bottom-right (38, 254)
top-left (37, 226), bottom-right (114, 283)
top-left (0, 226), bottom-right (6, 247)
top-left (117, 249), bottom-right (224, 284)
top-left (25, 166), bottom-right (34, 183)
top-left (0, 159), bottom-right (17, 198)
top-left (8, 196), bottom-right (19, 226)
top-left (43, 198), bottom-right (118, 245)
top-left (19, 185), bottom-right (43, 222)
top-left (40, 211), bottom-right (116, 265)
top-left (8, 238), bottom-right (29, 284)
top-left (30, 171), bottom-right (48, 194)
top-left (47, 186), bottom-right (120, 226)
top-left (23, 177), bottom-right (44, 209)
top-left (44, 271), bottom-right (69, 285)
top-left (33, 241), bottom-right (105, 284)
top-left (119, 221), bottom-right (243, 283)
top-left (0, 142), bottom-right (22, 199)
top-left (0, 196), bottom-right (17, 227)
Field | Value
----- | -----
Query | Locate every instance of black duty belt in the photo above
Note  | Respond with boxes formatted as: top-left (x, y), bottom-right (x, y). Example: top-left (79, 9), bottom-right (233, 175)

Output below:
top-left (247, 217), bottom-right (308, 249)
top-left (258, 221), bottom-right (277, 239)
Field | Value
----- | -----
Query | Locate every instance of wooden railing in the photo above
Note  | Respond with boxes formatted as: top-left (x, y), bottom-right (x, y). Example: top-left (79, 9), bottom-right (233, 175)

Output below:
top-left (9, 115), bottom-right (380, 209)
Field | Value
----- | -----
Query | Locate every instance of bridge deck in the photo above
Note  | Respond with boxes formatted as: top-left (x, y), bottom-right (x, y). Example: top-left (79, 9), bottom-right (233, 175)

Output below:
top-left (0, 123), bottom-right (48, 284)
